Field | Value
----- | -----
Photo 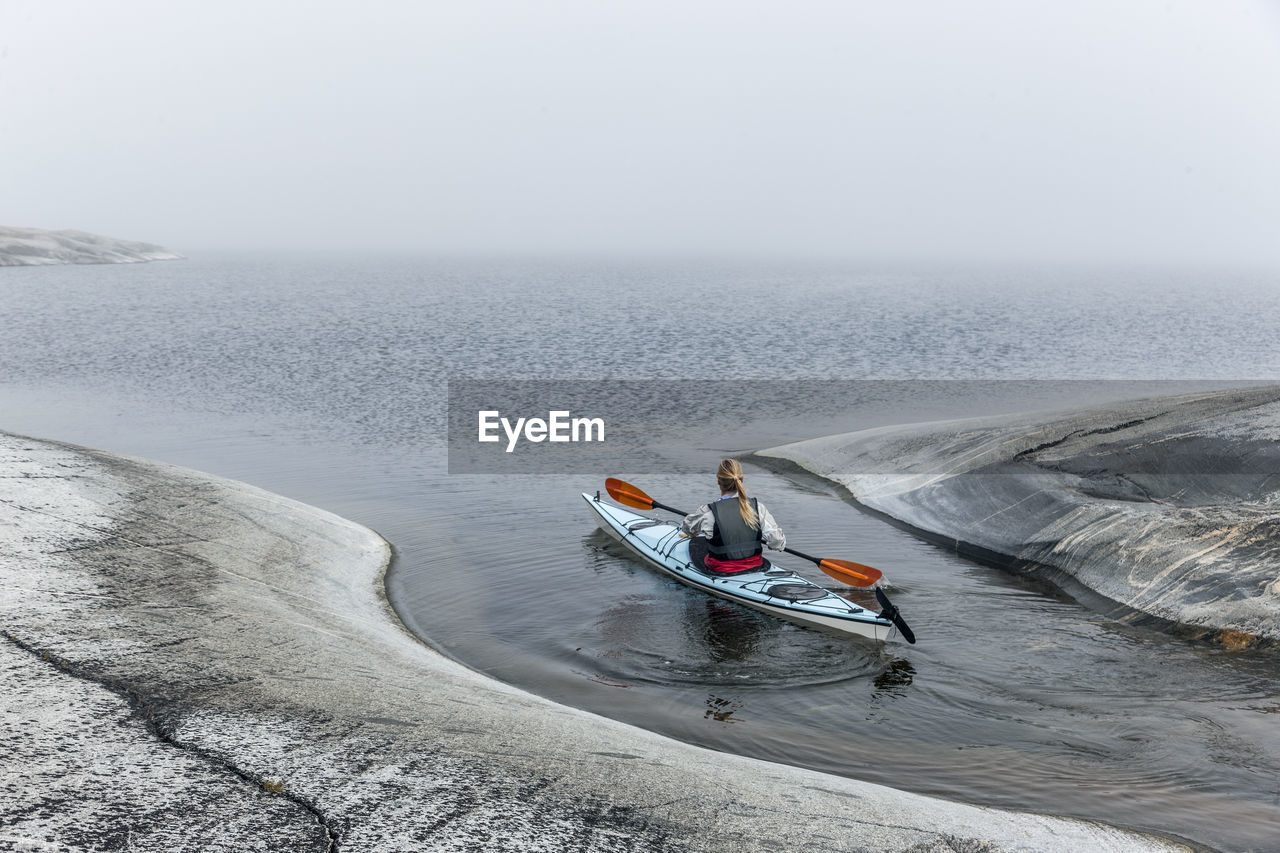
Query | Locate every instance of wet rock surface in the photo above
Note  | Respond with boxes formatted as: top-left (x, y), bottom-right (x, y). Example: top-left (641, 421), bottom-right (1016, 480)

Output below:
top-left (759, 385), bottom-right (1280, 645)
top-left (0, 431), bottom-right (1189, 851)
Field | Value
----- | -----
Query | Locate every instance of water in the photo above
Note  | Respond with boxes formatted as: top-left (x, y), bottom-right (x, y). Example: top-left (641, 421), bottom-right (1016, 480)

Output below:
top-left (2, 254), bottom-right (1279, 850)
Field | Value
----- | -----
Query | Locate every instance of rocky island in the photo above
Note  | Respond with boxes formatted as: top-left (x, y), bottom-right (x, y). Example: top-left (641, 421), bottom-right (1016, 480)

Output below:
top-left (759, 385), bottom-right (1280, 647)
top-left (0, 226), bottom-right (183, 266)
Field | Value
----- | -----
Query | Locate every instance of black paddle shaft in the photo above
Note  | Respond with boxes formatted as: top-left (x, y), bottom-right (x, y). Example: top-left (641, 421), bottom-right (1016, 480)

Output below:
top-left (783, 546), bottom-right (821, 564)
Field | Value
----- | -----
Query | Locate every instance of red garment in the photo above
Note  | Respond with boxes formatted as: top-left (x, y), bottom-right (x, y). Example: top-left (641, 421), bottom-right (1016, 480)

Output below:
top-left (703, 553), bottom-right (763, 574)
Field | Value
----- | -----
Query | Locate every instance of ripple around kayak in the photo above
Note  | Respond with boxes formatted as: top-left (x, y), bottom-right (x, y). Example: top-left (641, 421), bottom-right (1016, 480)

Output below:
top-left (757, 385), bottom-right (1280, 647)
top-left (0, 430), bottom-right (1194, 851)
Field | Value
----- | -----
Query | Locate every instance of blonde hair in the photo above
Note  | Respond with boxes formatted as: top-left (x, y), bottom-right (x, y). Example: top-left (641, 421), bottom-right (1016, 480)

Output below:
top-left (716, 458), bottom-right (758, 529)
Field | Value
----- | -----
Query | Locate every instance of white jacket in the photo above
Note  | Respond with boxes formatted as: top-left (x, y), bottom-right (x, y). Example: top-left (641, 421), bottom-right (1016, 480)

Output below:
top-left (679, 494), bottom-right (786, 551)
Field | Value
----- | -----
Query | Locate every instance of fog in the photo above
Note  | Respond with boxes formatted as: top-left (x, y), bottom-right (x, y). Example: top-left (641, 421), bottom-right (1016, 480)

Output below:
top-left (2, 0), bottom-right (1278, 266)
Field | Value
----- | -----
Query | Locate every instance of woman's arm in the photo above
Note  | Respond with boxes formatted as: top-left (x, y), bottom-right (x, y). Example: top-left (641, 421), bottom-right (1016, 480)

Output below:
top-left (680, 504), bottom-right (714, 538)
top-left (758, 503), bottom-right (786, 551)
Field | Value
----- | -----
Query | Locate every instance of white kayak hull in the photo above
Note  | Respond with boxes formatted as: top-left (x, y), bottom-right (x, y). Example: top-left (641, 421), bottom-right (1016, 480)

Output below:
top-left (584, 492), bottom-right (896, 642)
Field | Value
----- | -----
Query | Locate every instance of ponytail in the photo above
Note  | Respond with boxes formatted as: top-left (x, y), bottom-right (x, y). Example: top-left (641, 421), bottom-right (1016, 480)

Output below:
top-left (715, 459), bottom-right (758, 529)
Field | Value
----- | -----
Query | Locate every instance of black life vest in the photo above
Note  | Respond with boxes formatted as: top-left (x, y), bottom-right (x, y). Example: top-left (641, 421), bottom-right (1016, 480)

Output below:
top-left (708, 497), bottom-right (763, 560)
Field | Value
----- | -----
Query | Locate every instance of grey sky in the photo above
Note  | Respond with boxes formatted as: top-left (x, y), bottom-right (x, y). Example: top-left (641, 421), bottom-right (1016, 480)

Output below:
top-left (2, 1), bottom-right (1278, 266)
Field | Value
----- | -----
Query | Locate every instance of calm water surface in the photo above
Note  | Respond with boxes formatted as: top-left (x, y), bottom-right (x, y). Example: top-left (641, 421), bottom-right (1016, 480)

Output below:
top-left (2, 255), bottom-right (1279, 850)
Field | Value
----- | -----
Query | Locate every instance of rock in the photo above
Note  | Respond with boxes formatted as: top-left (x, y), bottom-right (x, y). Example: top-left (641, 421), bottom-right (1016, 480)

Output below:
top-left (0, 431), bottom-right (1190, 851)
top-left (758, 385), bottom-right (1280, 646)
top-left (0, 226), bottom-right (183, 266)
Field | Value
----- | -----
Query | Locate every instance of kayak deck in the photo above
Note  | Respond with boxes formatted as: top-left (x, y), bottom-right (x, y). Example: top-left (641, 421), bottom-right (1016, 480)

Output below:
top-left (583, 492), bottom-right (896, 642)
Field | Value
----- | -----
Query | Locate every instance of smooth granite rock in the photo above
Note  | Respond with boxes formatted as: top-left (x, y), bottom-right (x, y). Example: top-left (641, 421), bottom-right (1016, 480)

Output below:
top-left (0, 431), bottom-right (1189, 851)
top-left (0, 227), bottom-right (183, 266)
top-left (759, 385), bottom-right (1280, 646)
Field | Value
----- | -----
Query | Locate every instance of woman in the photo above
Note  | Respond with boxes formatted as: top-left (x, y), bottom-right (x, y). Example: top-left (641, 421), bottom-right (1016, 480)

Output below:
top-left (680, 459), bottom-right (785, 574)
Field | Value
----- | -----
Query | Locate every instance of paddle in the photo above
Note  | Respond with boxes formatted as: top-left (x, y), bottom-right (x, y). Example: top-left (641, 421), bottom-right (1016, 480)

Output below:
top-left (604, 478), bottom-right (884, 589)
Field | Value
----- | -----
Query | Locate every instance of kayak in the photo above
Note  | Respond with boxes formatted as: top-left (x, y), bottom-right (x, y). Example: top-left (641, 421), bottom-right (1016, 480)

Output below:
top-left (584, 491), bottom-right (902, 642)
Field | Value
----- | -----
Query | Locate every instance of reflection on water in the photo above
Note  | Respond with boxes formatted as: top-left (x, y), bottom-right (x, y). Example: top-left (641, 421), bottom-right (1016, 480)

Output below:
top-left (704, 695), bottom-right (742, 724)
top-left (874, 658), bottom-right (916, 692)
top-left (696, 600), bottom-right (762, 663)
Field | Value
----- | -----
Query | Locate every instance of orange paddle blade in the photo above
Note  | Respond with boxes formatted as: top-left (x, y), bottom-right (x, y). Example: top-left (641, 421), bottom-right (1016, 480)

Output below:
top-left (605, 478), bottom-right (655, 510)
top-left (817, 558), bottom-right (883, 589)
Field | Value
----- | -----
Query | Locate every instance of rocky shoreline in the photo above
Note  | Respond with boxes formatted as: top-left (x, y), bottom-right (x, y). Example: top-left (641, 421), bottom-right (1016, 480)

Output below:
top-left (0, 431), bottom-right (1190, 851)
top-left (0, 227), bottom-right (183, 266)
top-left (758, 385), bottom-right (1280, 647)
